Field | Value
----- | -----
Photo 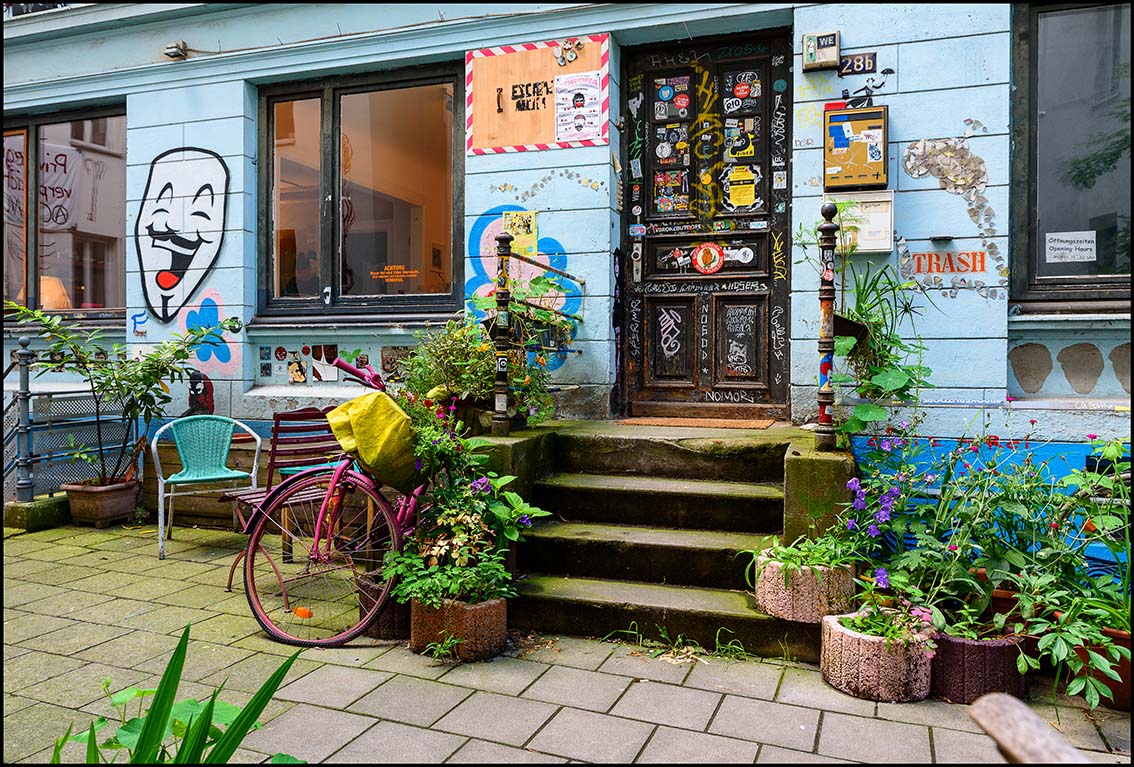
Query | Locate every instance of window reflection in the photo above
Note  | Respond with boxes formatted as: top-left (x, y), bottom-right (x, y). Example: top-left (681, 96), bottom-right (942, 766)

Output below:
top-left (3, 130), bottom-right (27, 305)
top-left (273, 98), bottom-right (322, 298)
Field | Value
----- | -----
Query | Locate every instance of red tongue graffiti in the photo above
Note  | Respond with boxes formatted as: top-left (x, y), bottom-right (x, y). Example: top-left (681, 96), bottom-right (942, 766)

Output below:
top-left (156, 270), bottom-right (182, 290)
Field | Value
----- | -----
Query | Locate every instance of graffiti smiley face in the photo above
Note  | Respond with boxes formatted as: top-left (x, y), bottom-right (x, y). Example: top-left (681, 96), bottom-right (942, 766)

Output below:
top-left (135, 148), bottom-right (230, 322)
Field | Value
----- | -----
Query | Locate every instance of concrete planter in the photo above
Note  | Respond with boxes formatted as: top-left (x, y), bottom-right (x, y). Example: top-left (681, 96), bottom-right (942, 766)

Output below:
top-left (930, 632), bottom-right (1026, 704)
top-left (60, 479), bottom-right (140, 529)
top-left (821, 611), bottom-right (933, 702)
top-left (753, 555), bottom-right (855, 624)
top-left (409, 597), bottom-right (507, 662)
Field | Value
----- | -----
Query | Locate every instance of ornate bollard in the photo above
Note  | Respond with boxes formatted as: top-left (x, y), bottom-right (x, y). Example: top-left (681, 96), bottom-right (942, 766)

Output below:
top-left (16, 336), bottom-right (35, 502)
top-left (816, 202), bottom-right (839, 451)
top-left (492, 233), bottom-right (513, 436)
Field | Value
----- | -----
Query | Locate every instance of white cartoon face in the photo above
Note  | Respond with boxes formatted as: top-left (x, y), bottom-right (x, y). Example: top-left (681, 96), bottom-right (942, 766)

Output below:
top-left (135, 148), bottom-right (229, 322)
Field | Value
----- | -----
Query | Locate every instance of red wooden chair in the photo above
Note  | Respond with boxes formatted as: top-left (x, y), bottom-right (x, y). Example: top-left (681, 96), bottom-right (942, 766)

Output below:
top-left (219, 406), bottom-right (342, 591)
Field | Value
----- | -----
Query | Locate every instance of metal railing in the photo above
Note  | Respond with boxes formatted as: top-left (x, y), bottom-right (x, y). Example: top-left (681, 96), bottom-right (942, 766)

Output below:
top-left (3, 336), bottom-right (130, 504)
top-left (491, 232), bottom-right (585, 436)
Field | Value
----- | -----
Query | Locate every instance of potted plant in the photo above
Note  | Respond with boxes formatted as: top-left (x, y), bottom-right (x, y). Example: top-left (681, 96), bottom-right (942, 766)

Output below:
top-left (821, 571), bottom-right (937, 702)
top-left (747, 531), bottom-right (857, 624)
top-left (380, 390), bottom-right (550, 661)
top-left (5, 300), bottom-right (239, 528)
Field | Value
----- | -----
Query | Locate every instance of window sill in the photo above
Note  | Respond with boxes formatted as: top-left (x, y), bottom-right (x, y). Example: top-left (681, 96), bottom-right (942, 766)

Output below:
top-left (1008, 313), bottom-right (1130, 332)
top-left (245, 310), bottom-right (462, 333)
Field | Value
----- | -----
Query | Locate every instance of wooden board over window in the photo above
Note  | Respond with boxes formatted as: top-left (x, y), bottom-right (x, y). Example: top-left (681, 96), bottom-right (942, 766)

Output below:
top-left (466, 33), bottom-right (610, 154)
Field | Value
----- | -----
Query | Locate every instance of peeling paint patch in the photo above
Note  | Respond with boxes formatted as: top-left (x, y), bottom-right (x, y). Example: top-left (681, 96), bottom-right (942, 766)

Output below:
top-left (1057, 343), bottom-right (1104, 395)
top-left (1008, 343), bottom-right (1053, 394)
top-left (1110, 343), bottom-right (1131, 395)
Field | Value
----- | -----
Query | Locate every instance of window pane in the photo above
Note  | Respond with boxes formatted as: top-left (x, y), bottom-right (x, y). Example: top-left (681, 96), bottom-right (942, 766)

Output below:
top-left (272, 98), bottom-right (323, 298)
top-left (1035, 5), bottom-right (1131, 281)
top-left (340, 83), bottom-right (453, 296)
top-left (4, 130), bottom-right (28, 305)
top-left (37, 116), bottom-right (126, 310)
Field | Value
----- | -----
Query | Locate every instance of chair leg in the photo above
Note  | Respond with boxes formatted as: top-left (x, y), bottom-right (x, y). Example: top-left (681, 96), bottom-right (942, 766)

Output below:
top-left (158, 482), bottom-right (166, 560)
top-left (167, 494), bottom-right (174, 540)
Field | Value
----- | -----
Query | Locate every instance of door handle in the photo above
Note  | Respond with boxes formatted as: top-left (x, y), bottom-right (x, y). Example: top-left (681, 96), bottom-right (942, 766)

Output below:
top-left (322, 286), bottom-right (331, 305)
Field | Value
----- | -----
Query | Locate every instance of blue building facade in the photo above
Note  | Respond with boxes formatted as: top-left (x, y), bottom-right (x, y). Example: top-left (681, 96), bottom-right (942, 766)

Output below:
top-left (3, 4), bottom-right (1130, 469)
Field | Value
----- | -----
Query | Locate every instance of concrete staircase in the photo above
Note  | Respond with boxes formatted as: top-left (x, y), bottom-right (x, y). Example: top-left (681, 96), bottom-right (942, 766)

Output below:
top-left (509, 422), bottom-right (830, 663)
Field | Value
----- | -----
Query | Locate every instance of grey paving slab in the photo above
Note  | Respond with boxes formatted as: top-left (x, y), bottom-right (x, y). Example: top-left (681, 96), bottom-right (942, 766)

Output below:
top-left (875, 698), bottom-right (985, 733)
top-left (323, 718), bottom-right (463, 763)
top-left (817, 712), bottom-right (932, 763)
top-left (3, 700), bottom-right (86, 764)
top-left (19, 543), bottom-right (91, 561)
top-left (17, 527), bottom-right (83, 541)
top-left (438, 656), bottom-right (550, 696)
top-left (709, 695), bottom-right (820, 751)
top-left (20, 662), bottom-right (149, 709)
top-left (932, 727), bottom-right (1007, 763)
top-left (16, 588), bottom-right (117, 618)
top-left (2, 581), bottom-right (68, 609)
top-left (186, 613), bottom-right (266, 645)
top-left (115, 603), bottom-right (215, 633)
top-left (75, 629), bottom-right (184, 668)
top-left (275, 664), bottom-right (393, 708)
top-left (64, 570), bottom-right (150, 593)
top-left (2, 558), bottom-right (59, 578)
top-left (610, 678), bottom-right (722, 730)
top-left (106, 575), bottom-right (197, 601)
top-left (27, 563), bottom-right (102, 584)
top-left (521, 663), bottom-right (634, 712)
top-left (298, 641), bottom-right (393, 668)
top-left (447, 738), bottom-right (569, 763)
top-left (199, 652), bottom-right (321, 694)
top-left (638, 724), bottom-right (760, 763)
top-left (2, 538), bottom-right (53, 557)
top-left (233, 631), bottom-right (317, 657)
top-left (2, 612), bottom-right (77, 644)
top-left (526, 706), bottom-right (655, 763)
top-left (3, 651), bottom-right (88, 692)
top-left (775, 666), bottom-right (876, 716)
top-left (684, 657), bottom-right (783, 700)
top-left (757, 745), bottom-right (855, 763)
top-left (596, 644), bottom-right (694, 684)
top-left (363, 644), bottom-right (458, 679)
top-left (1098, 711), bottom-right (1132, 754)
top-left (155, 582), bottom-right (240, 609)
top-left (241, 702), bottom-right (377, 763)
top-left (434, 690), bottom-right (558, 747)
top-left (1082, 749), bottom-right (1134, 763)
top-left (347, 674), bottom-right (472, 726)
top-left (4, 693), bottom-right (38, 717)
top-left (517, 635), bottom-right (615, 670)
top-left (1030, 704), bottom-right (1110, 752)
top-left (17, 621), bottom-right (132, 656)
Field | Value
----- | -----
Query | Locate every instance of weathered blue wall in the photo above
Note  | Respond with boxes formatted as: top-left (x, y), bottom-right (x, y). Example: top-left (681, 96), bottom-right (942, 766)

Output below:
top-left (3, 2), bottom-right (1129, 447)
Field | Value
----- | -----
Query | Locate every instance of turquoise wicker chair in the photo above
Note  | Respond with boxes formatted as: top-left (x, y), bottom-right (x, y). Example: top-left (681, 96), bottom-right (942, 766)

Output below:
top-left (151, 415), bottom-right (261, 559)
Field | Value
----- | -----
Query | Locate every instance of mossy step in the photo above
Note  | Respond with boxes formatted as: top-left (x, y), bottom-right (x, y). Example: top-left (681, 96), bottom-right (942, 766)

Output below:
top-left (518, 520), bottom-right (774, 589)
top-left (511, 574), bottom-right (820, 662)
top-left (533, 473), bottom-right (784, 532)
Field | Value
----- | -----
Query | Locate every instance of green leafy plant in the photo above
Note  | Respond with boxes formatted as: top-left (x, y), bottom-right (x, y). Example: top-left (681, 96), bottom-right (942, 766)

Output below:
top-left (746, 532), bottom-right (858, 590)
top-left (711, 627), bottom-right (749, 661)
top-left (5, 300), bottom-right (241, 486)
top-left (424, 631), bottom-right (463, 663)
top-left (52, 624), bottom-right (301, 764)
top-left (383, 544), bottom-right (516, 608)
top-left (839, 572), bottom-right (937, 653)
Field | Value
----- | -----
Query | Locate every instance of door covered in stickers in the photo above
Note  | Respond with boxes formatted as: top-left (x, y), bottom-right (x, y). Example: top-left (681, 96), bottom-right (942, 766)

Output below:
top-left (621, 34), bottom-right (792, 418)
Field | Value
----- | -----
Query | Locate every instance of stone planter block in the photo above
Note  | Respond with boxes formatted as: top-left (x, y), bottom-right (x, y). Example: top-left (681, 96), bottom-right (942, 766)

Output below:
top-left (753, 556), bottom-right (854, 624)
top-left (821, 613), bottom-right (933, 702)
top-left (410, 597), bottom-right (507, 662)
top-left (930, 633), bottom-right (1026, 704)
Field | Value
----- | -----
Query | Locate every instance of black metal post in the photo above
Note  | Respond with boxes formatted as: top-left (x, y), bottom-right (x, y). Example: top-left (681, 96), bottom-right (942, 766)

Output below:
top-left (492, 233), bottom-right (513, 437)
top-left (16, 336), bottom-right (35, 502)
top-left (816, 202), bottom-right (839, 451)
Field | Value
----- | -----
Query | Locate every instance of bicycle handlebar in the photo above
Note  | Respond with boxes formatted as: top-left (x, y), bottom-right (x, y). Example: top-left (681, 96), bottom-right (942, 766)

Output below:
top-left (332, 357), bottom-right (386, 391)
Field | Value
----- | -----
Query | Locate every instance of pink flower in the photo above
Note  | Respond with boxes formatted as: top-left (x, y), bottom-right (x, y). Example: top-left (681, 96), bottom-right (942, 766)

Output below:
top-left (947, 544), bottom-right (958, 551)
top-left (1029, 419), bottom-right (1037, 426)
top-left (1087, 433), bottom-right (1098, 440)
top-left (1005, 395), bottom-right (1016, 402)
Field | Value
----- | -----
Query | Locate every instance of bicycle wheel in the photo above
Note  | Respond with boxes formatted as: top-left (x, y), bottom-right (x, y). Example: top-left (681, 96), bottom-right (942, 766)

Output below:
top-left (244, 468), bottom-right (401, 647)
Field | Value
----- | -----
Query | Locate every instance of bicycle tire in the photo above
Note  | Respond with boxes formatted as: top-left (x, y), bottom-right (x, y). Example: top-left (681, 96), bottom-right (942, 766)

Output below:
top-left (244, 468), bottom-right (401, 647)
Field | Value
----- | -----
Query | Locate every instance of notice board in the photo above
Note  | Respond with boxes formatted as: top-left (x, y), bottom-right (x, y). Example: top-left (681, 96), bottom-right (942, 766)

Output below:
top-left (823, 105), bottom-right (888, 190)
top-left (466, 33), bottom-right (610, 154)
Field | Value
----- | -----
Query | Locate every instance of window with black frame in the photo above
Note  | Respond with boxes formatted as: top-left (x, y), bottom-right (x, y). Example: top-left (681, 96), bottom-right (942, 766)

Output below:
top-left (3, 111), bottom-right (127, 314)
top-left (261, 69), bottom-right (459, 318)
top-left (1012, 3), bottom-right (1131, 309)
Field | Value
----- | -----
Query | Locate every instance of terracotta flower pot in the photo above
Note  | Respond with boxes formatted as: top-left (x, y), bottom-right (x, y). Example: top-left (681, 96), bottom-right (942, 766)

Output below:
top-left (1071, 626), bottom-right (1131, 711)
top-left (409, 597), bottom-right (507, 662)
top-left (821, 611), bottom-right (934, 702)
top-left (930, 632), bottom-right (1026, 704)
top-left (753, 555), bottom-right (855, 624)
top-left (60, 479), bottom-right (141, 529)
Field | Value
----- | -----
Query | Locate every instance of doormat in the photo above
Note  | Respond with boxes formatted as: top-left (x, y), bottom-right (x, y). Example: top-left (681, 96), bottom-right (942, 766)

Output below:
top-left (616, 417), bottom-right (774, 430)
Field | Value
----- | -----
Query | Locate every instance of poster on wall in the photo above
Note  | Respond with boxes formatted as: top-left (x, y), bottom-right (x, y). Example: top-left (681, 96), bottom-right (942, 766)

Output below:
top-left (467, 33), bottom-right (609, 154)
top-left (823, 105), bottom-right (888, 190)
top-left (503, 210), bottom-right (538, 258)
top-left (823, 190), bottom-right (894, 253)
top-left (1045, 231), bottom-right (1096, 263)
top-left (554, 70), bottom-right (603, 142)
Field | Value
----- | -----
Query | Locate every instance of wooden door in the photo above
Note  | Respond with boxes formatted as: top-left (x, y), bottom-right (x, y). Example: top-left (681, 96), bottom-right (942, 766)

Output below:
top-left (620, 33), bottom-right (792, 419)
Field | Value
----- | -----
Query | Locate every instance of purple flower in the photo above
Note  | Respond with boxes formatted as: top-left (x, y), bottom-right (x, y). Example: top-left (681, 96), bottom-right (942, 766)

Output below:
top-left (900, 419), bottom-right (909, 430)
top-left (852, 494), bottom-right (867, 511)
top-left (874, 507), bottom-right (891, 523)
top-left (910, 605), bottom-right (932, 623)
top-left (846, 478), bottom-right (861, 492)
top-left (866, 524), bottom-right (881, 538)
top-left (874, 567), bottom-right (890, 589)
top-left (880, 439), bottom-right (893, 452)
top-left (414, 458), bottom-right (423, 472)
top-left (925, 474), bottom-right (937, 483)
top-left (886, 486), bottom-right (901, 498)
top-left (470, 476), bottom-right (491, 494)
top-left (846, 518), bottom-right (858, 531)
top-left (518, 514), bottom-right (532, 527)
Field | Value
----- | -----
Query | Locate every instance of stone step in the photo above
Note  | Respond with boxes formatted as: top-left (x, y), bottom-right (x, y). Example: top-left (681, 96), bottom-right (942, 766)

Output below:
top-left (550, 422), bottom-right (801, 483)
top-left (510, 574), bottom-right (821, 663)
top-left (518, 520), bottom-right (772, 590)
top-left (533, 473), bottom-right (784, 532)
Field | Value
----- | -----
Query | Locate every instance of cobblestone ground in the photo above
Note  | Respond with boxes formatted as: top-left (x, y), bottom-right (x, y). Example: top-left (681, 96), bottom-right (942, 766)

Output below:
top-left (4, 524), bottom-right (1131, 764)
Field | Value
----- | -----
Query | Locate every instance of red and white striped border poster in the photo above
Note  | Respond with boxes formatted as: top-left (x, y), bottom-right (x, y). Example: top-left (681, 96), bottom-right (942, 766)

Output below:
top-left (466, 33), bottom-right (610, 155)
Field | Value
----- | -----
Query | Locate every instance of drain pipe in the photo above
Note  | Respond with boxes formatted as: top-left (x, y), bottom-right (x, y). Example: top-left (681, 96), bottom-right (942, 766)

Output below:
top-left (816, 203), bottom-right (839, 451)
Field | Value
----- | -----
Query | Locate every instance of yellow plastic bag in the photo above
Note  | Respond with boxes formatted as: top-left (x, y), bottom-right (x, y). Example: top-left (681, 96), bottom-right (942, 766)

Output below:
top-left (326, 391), bottom-right (418, 494)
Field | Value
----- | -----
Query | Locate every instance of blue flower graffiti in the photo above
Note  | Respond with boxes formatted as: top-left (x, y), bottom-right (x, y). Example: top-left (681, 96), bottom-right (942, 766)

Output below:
top-left (184, 296), bottom-right (230, 365)
top-left (464, 204), bottom-right (583, 372)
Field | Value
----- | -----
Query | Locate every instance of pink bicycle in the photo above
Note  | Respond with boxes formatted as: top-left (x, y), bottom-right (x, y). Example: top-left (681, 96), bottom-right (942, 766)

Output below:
top-left (242, 357), bottom-right (426, 647)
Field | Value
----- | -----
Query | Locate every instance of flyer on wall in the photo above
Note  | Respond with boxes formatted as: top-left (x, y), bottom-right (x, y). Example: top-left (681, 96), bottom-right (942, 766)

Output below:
top-left (554, 70), bottom-right (603, 142)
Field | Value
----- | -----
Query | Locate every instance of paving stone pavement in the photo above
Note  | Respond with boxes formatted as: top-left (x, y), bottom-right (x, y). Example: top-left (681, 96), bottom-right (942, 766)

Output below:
top-left (4, 524), bottom-right (1132, 764)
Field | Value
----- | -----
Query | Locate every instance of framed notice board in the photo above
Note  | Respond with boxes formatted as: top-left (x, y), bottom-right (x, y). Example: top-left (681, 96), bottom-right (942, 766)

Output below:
top-left (466, 33), bottom-right (610, 154)
top-left (823, 105), bottom-right (888, 190)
